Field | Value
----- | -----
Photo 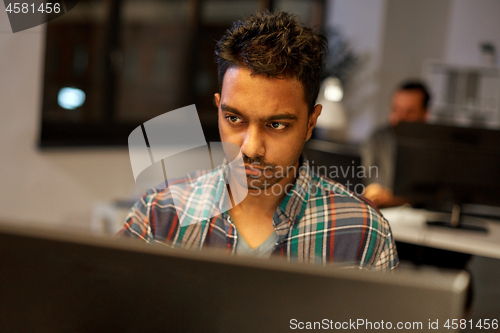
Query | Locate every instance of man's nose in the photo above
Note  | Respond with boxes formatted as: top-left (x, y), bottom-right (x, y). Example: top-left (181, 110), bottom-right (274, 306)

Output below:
top-left (241, 124), bottom-right (265, 160)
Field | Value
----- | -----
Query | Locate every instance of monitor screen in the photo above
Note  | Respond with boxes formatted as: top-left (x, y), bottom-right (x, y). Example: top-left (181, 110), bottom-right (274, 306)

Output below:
top-left (394, 122), bottom-right (500, 210)
top-left (0, 221), bottom-right (469, 332)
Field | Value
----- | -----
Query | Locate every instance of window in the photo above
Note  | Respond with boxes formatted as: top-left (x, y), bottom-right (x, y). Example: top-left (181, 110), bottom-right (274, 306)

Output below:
top-left (40, 0), bottom-right (325, 147)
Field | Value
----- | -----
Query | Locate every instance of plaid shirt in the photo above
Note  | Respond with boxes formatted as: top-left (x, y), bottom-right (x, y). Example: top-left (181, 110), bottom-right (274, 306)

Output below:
top-left (118, 158), bottom-right (398, 270)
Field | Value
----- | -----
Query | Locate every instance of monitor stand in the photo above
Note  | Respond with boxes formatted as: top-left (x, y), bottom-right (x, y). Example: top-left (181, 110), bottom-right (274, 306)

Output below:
top-left (426, 204), bottom-right (489, 233)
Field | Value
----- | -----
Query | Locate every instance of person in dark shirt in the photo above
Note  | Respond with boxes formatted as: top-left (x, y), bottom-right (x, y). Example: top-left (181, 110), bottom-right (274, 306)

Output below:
top-left (362, 81), bottom-right (431, 208)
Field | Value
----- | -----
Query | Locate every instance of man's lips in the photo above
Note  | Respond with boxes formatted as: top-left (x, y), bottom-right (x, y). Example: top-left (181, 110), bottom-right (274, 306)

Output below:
top-left (244, 165), bottom-right (264, 176)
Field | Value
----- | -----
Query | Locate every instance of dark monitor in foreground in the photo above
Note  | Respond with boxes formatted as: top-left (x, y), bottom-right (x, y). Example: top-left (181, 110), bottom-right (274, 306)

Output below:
top-left (0, 222), bottom-right (468, 332)
top-left (394, 122), bottom-right (500, 231)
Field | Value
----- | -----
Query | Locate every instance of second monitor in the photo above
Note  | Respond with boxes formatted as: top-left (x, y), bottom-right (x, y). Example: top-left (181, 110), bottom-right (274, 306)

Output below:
top-left (394, 122), bottom-right (500, 231)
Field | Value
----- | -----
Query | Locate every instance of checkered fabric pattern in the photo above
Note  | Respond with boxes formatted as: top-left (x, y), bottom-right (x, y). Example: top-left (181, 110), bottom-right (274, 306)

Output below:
top-left (118, 158), bottom-right (399, 270)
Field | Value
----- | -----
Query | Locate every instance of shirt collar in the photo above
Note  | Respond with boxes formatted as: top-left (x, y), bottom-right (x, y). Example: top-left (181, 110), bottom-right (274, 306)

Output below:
top-left (175, 155), bottom-right (313, 227)
top-left (215, 155), bottom-right (314, 225)
top-left (277, 155), bottom-right (312, 225)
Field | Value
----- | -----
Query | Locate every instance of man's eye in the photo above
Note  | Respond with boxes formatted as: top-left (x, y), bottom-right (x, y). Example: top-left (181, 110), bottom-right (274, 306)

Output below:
top-left (226, 115), bottom-right (242, 124)
top-left (269, 122), bottom-right (286, 130)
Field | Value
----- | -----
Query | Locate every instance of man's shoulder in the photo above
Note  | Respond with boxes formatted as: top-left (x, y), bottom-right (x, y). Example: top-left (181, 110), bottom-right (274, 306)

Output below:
top-left (292, 171), bottom-right (398, 270)
top-left (308, 172), bottom-right (370, 204)
top-left (306, 173), bottom-right (390, 232)
top-left (118, 168), bottom-right (220, 240)
top-left (140, 168), bottom-right (216, 199)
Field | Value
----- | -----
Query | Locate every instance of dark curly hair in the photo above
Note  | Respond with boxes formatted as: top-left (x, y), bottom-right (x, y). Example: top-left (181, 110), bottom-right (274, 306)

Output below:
top-left (215, 11), bottom-right (328, 115)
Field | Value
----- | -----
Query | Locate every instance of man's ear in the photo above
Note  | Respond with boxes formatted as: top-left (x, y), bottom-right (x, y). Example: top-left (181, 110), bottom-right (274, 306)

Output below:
top-left (306, 104), bottom-right (322, 141)
top-left (214, 93), bottom-right (221, 109)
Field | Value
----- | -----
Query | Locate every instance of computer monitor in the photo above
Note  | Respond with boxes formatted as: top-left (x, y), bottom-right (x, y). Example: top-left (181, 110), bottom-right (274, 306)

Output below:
top-left (304, 139), bottom-right (363, 189)
top-left (394, 122), bottom-right (500, 231)
top-left (0, 221), bottom-right (468, 332)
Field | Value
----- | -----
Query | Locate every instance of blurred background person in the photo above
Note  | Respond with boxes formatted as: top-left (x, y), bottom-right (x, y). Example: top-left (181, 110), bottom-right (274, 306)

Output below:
top-left (362, 80), bottom-right (431, 208)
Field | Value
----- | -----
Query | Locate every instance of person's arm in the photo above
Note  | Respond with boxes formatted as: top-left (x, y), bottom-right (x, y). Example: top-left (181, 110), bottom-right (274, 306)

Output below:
top-left (345, 195), bottom-right (399, 270)
top-left (372, 221), bottom-right (399, 271)
top-left (364, 182), bottom-right (408, 208)
top-left (116, 190), bottom-right (157, 243)
top-left (361, 127), bottom-right (408, 208)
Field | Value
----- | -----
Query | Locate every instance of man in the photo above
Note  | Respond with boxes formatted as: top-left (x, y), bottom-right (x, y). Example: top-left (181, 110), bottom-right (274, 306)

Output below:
top-left (119, 12), bottom-right (398, 270)
top-left (362, 81), bottom-right (431, 207)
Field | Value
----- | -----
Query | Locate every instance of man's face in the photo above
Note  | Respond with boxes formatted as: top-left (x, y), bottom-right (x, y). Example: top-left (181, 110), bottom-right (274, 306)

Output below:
top-left (389, 90), bottom-right (428, 126)
top-left (214, 67), bottom-right (321, 191)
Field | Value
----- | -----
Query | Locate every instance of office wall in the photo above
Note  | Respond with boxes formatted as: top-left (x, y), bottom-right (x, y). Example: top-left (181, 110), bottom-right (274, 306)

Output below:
top-left (377, 0), bottom-right (451, 125)
top-left (325, 0), bottom-right (388, 142)
top-left (0, 10), bottom-right (138, 230)
top-left (445, 0), bottom-right (500, 66)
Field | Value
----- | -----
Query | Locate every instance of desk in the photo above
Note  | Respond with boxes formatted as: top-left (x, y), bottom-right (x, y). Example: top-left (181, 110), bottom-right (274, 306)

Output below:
top-left (381, 206), bottom-right (500, 260)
